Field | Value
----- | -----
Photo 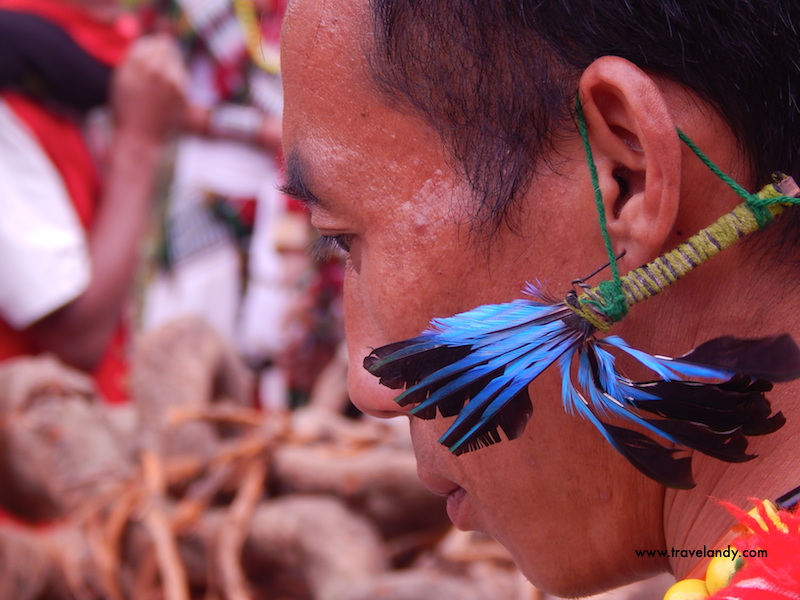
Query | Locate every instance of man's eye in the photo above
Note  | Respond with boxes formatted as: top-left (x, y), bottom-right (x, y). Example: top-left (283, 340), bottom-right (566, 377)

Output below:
top-left (310, 234), bottom-right (352, 261)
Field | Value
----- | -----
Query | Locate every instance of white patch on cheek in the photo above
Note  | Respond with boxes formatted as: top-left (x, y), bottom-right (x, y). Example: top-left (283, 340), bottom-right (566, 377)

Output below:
top-left (399, 170), bottom-right (461, 235)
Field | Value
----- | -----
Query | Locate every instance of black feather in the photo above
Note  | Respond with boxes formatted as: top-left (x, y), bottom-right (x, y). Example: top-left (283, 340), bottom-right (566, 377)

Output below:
top-left (672, 334), bottom-right (800, 382)
top-left (643, 419), bottom-right (753, 463)
top-left (629, 376), bottom-right (777, 433)
top-left (597, 420), bottom-right (695, 489)
top-left (443, 387), bottom-right (533, 453)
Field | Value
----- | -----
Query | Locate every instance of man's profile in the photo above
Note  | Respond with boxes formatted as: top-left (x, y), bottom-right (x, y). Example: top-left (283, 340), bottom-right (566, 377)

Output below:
top-left (280, 1), bottom-right (800, 597)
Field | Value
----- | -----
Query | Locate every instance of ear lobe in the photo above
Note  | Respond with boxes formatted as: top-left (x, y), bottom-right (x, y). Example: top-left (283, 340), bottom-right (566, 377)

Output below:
top-left (578, 56), bottom-right (682, 269)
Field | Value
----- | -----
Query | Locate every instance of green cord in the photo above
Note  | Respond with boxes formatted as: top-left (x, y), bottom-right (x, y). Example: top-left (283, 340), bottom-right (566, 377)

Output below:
top-left (574, 95), bottom-right (799, 327)
top-left (575, 96), bottom-right (629, 322)
top-left (676, 129), bottom-right (774, 226)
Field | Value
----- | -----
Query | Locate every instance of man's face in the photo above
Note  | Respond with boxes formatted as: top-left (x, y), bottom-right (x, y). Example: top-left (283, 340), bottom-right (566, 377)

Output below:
top-left (281, 0), bottom-right (666, 593)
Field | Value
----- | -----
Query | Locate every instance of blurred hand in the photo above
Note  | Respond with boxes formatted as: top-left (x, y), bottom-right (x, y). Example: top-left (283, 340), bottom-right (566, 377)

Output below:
top-left (111, 34), bottom-right (187, 143)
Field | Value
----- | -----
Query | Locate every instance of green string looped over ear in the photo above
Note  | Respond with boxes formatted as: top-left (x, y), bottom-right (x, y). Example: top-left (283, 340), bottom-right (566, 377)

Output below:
top-left (572, 95), bottom-right (800, 331)
top-left (574, 96), bottom-right (629, 323)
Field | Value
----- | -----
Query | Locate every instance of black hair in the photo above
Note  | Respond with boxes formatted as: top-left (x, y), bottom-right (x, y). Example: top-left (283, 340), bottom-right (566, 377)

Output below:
top-left (368, 0), bottom-right (800, 247)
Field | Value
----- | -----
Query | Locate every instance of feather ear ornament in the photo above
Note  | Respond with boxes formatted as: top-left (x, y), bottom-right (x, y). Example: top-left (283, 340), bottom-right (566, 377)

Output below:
top-left (364, 100), bottom-right (800, 489)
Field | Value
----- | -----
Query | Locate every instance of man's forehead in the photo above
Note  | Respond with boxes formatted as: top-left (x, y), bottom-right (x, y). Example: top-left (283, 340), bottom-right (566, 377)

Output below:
top-left (284, 0), bottom-right (369, 53)
top-left (282, 0), bottom-right (377, 120)
top-left (281, 0), bottom-right (453, 213)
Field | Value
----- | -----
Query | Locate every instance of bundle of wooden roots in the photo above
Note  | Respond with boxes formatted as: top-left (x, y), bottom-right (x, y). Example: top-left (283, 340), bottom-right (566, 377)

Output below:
top-left (0, 317), bottom-right (538, 600)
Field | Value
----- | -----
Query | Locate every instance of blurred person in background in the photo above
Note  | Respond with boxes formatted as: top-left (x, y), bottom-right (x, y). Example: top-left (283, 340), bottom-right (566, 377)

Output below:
top-left (0, 0), bottom-right (187, 404)
top-left (139, 0), bottom-right (294, 409)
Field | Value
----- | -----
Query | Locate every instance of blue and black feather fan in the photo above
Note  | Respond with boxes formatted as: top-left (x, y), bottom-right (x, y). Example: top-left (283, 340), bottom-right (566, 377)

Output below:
top-left (364, 284), bottom-right (797, 489)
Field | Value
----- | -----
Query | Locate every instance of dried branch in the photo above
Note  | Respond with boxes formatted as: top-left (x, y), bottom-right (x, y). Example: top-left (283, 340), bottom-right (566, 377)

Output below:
top-left (140, 450), bottom-right (190, 600)
top-left (215, 461), bottom-right (266, 600)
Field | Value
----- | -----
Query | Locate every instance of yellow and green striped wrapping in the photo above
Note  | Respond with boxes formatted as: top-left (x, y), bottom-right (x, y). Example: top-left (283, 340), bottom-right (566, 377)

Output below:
top-left (569, 178), bottom-right (793, 332)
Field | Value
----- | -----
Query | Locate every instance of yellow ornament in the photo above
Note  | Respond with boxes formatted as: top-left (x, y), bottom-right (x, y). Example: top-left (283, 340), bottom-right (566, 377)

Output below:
top-left (705, 554), bottom-right (744, 594)
top-left (663, 578), bottom-right (710, 600)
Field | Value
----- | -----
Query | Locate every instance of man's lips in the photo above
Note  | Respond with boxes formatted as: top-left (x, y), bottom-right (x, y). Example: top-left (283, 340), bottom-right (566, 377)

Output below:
top-left (418, 473), bottom-right (461, 497)
top-left (411, 422), bottom-right (476, 530)
top-left (418, 472), bottom-right (473, 530)
top-left (445, 486), bottom-right (470, 530)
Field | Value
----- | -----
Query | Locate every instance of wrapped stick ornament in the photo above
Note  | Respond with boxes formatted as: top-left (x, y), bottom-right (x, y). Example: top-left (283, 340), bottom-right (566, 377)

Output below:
top-left (364, 109), bottom-right (800, 489)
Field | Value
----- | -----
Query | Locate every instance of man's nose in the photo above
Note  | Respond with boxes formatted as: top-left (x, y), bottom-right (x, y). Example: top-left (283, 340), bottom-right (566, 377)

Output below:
top-left (347, 347), bottom-right (412, 419)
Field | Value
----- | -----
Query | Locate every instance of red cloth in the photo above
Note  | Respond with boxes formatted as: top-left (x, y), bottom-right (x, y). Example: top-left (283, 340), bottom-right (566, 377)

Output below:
top-left (0, 0), bottom-right (134, 404)
top-left (0, 0), bottom-right (137, 65)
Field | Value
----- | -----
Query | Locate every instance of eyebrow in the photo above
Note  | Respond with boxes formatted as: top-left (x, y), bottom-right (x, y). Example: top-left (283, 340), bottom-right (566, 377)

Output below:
top-left (280, 150), bottom-right (325, 208)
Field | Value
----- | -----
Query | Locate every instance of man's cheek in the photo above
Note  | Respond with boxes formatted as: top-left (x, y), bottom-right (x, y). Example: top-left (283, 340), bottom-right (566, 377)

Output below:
top-left (357, 268), bottom-right (430, 341)
top-left (343, 269), bottom-right (396, 343)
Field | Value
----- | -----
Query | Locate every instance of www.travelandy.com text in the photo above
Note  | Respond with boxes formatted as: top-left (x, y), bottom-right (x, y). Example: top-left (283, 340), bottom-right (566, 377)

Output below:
top-left (634, 545), bottom-right (766, 561)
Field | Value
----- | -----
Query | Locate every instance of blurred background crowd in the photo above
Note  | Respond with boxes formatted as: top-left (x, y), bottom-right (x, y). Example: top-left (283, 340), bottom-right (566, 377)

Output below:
top-left (0, 0), bottom-right (347, 413)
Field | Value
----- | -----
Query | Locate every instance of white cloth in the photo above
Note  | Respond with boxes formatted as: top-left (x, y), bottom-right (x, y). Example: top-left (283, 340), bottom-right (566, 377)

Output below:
top-left (143, 240), bottom-right (242, 339)
top-left (141, 134), bottom-right (289, 360)
top-left (0, 99), bottom-right (90, 328)
top-left (142, 48), bottom-right (289, 392)
top-left (235, 170), bottom-right (290, 359)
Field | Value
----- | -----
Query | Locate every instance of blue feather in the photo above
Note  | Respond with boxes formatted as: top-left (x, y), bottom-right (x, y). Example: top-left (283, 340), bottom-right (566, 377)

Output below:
top-left (364, 283), bottom-right (795, 488)
top-left (600, 336), bottom-right (734, 381)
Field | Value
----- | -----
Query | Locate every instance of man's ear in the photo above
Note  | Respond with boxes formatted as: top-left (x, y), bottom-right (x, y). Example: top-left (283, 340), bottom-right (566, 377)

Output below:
top-left (578, 56), bottom-right (682, 268)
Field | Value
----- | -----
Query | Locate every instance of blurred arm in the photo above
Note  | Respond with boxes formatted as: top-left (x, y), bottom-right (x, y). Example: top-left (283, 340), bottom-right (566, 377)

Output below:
top-left (27, 35), bottom-right (187, 371)
top-left (184, 102), bottom-right (282, 153)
